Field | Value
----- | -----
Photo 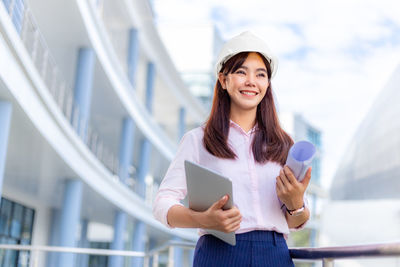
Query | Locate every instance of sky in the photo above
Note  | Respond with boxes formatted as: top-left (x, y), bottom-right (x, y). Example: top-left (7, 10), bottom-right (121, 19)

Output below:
top-left (153, 0), bottom-right (400, 190)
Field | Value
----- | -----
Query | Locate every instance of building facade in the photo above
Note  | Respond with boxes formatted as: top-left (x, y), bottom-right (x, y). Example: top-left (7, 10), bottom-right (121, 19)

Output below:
top-left (0, 0), bottom-right (206, 266)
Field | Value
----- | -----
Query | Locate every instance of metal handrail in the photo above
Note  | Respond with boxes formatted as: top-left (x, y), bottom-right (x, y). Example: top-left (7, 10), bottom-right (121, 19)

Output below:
top-left (0, 244), bottom-right (146, 257)
top-left (0, 242), bottom-right (399, 267)
top-left (0, 242), bottom-right (194, 267)
top-left (290, 242), bottom-right (400, 259)
top-left (289, 242), bottom-right (400, 267)
top-left (0, 244), bottom-right (146, 267)
top-left (147, 240), bottom-right (196, 258)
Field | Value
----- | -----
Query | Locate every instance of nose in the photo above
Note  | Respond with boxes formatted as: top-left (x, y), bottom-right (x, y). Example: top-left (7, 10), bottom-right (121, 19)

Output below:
top-left (245, 73), bottom-right (256, 87)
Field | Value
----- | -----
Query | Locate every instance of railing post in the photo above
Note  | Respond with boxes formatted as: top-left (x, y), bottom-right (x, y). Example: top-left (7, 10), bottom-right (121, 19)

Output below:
top-left (41, 50), bottom-right (49, 79)
top-left (58, 83), bottom-right (66, 111)
top-left (143, 255), bottom-right (150, 267)
top-left (29, 249), bottom-right (39, 267)
top-left (65, 91), bottom-right (73, 120)
top-left (31, 28), bottom-right (40, 63)
top-left (153, 253), bottom-right (159, 267)
top-left (8, 0), bottom-right (16, 17)
top-left (79, 113), bottom-right (86, 139)
top-left (94, 0), bottom-right (104, 17)
top-left (168, 246), bottom-right (174, 267)
top-left (72, 104), bottom-right (80, 131)
top-left (91, 133), bottom-right (98, 153)
top-left (20, 7), bottom-right (29, 41)
top-left (323, 258), bottom-right (334, 267)
top-left (50, 68), bottom-right (57, 96)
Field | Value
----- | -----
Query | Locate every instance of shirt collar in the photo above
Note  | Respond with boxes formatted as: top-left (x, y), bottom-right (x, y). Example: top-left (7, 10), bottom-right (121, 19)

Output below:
top-left (229, 119), bottom-right (258, 136)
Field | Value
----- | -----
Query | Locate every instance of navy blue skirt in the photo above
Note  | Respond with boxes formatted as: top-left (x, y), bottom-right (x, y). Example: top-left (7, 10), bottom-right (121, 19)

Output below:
top-left (193, 230), bottom-right (294, 267)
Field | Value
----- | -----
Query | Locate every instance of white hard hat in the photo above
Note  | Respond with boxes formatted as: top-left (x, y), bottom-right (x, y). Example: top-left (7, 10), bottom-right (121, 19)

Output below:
top-left (214, 31), bottom-right (278, 79)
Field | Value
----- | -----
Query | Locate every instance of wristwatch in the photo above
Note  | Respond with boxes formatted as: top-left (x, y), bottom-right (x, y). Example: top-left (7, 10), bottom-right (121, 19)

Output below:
top-left (286, 203), bottom-right (305, 216)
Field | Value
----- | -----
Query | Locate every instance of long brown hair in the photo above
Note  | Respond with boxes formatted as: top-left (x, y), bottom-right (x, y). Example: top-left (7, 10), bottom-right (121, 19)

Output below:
top-left (203, 52), bottom-right (293, 165)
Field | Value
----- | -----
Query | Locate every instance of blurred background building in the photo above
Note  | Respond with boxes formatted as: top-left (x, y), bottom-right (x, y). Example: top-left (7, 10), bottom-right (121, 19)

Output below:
top-left (0, 0), bottom-right (206, 266)
top-left (319, 64), bottom-right (400, 267)
top-left (157, 23), bottom-right (224, 109)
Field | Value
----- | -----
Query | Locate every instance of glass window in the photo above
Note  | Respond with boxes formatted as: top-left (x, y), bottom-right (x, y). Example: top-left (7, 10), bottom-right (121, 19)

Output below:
top-left (0, 199), bottom-right (13, 236)
top-left (17, 251), bottom-right (30, 267)
top-left (21, 208), bottom-right (34, 242)
top-left (0, 236), bottom-right (7, 264)
top-left (10, 204), bottom-right (23, 239)
top-left (89, 242), bottom-right (109, 267)
top-left (3, 237), bottom-right (18, 267)
top-left (0, 198), bottom-right (35, 267)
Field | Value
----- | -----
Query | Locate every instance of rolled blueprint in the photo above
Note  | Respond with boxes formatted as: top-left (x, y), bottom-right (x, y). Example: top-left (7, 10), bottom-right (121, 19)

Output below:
top-left (285, 141), bottom-right (316, 182)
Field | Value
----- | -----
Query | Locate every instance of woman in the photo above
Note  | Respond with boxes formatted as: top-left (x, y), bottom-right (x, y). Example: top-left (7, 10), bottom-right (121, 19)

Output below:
top-left (153, 31), bottom-right (311, 267)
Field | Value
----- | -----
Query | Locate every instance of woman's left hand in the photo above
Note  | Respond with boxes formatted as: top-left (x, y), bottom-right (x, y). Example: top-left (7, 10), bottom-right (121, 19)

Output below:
top-left (276, 166), bottom-right (312, 210)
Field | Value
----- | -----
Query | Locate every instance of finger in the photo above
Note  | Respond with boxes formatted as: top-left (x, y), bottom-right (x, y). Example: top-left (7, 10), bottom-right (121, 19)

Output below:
top-left (224, 219), bottom-right (241, 232)
top-left (227, 220), bottom-right (241, 232)
top-left (225, 213), bottom-right (242, 224)
top-left (224, 217), bottom-right (241, 232)
top-left (279, 170), bottom-right (291, 188)
top-left (224, 207), bottom-right (241, 218)
top-left (284, 165), bottom-right (298, 184)
top-left (276, 176), bottom-right (284, 192)
top-left (212, 195), bottom-right (228, 210)
top-left (232, 220), bottom-right (242, 231)
top-left (278, 169), bottom-right (287, 186)
top-left (301, 167), bottom-right (312, 187)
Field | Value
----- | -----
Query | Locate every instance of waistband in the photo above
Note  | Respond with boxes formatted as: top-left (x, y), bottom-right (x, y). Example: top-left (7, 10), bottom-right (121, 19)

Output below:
top-left (235, 230), bottom-right (283, 242)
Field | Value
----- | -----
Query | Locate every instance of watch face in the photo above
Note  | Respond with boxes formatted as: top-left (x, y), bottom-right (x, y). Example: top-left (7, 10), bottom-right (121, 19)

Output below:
top-left (291, 209), bottom-right (305, 216)
top-left (288, 205), bottom-right (305, 216)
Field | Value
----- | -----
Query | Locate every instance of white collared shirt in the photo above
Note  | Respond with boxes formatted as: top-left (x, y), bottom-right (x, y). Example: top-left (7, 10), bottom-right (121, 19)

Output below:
top-left (153, 120), bottom-right (308, 236)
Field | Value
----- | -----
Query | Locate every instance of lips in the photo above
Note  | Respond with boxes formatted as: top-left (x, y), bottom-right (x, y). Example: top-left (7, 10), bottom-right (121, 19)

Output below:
top-left (240, 90), bottom-right (258, 96)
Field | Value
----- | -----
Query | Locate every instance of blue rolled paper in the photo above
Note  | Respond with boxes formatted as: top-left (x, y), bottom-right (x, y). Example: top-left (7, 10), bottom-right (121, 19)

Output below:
top-left (285, 140), bottom-right (316, 182)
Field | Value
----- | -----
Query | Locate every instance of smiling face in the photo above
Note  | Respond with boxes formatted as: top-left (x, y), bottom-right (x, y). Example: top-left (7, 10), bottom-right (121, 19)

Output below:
top-left (218, 52), bottom-right (270, 115)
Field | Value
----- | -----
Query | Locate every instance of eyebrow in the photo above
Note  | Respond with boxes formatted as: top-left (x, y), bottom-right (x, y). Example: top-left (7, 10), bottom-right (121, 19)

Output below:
top-left (238, 66), bottom-right (267, 73)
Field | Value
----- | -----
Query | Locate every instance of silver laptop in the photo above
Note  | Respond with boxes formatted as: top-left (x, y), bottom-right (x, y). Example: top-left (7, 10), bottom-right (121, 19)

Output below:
top-left (184, 160), bottom-right (236, 246)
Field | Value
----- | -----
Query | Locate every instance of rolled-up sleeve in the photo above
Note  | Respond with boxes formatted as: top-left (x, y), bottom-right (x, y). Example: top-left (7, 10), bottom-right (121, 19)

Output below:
top-left (152, 130), bottom-right (199, 228)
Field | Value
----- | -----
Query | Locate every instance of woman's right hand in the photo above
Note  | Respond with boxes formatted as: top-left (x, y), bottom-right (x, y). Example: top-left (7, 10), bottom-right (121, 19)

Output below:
top-left (198, 195), bottom-right (242, 233)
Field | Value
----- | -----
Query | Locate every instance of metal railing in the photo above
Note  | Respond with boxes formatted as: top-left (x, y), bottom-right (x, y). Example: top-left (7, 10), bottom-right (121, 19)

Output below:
top-left (89, 0), bottom-right (130, 74)
top-left (0, 244), bottom-right (146, 267)
top-left (2, 0), bottom-right (121, 177)
top-left (290, 242), bottom-right (400, 267)
top-left (1, 241), bottom-right (399, 267)
top-left (0, 241), bottom-right (195, 267)
top-left (148, 240), bottom-right (196, 267)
